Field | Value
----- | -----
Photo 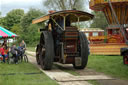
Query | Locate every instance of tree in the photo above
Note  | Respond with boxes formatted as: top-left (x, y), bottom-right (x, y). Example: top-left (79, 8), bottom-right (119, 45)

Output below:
top-left (19, 24), bottom-right (41, 46)
top-left (11, 24), bottom-right (22, 35)
top-left (0, 12), bottom-right (1, 18)
top-left (90, 11), bottom-right (108, 29)
top-left (20, 8), bottom-right (44, 31)
top-left (0, 17), bottom-right (4, 26)
top-left (0, 12), bottom-right (6, 27)
top-left (20, 8), bottom-right (45, 46)
top-left (26, 24), bottom-right (41, 45)
top-left (43, 0), bottom-right (85, 10)
top-left (5, 9), bottom-right (24, 30)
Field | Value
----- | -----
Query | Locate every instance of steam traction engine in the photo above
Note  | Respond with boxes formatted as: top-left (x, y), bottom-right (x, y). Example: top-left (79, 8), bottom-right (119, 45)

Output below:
top-left (32, 10), bottom-right (94, 70)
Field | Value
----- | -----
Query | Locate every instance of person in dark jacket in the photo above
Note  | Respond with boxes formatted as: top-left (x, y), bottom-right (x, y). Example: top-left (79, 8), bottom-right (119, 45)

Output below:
top-left (10, 44), bottom-right (19, 64)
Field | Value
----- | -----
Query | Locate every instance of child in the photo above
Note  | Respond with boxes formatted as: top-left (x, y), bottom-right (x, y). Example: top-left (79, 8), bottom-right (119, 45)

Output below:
top-left (0, 45), bottom-right (6, 63)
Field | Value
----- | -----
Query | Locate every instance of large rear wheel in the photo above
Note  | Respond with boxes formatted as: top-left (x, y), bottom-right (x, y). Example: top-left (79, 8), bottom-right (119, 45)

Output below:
top-left (73, 32), bottom-right (89, 69)
top-left (39, 31), bottom-right (54, 70)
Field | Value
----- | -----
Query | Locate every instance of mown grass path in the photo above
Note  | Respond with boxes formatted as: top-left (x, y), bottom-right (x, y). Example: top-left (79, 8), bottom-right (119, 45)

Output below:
top-left (27, 51), bottom-right (92, 85)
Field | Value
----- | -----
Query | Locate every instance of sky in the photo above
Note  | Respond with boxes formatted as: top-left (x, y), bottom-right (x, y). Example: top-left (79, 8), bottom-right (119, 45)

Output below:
top-left (0, 0), bottom-right (91, 16)
top-left (0, 0), bottom-right (45, 16)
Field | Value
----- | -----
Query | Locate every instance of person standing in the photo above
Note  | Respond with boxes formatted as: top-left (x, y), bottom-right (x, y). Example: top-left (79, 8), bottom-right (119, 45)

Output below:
top-left (20, 40), bottom-right (26, 55)
top-left (20, 40), bottom-right (26, 49)
top-left (17, 43), bottom-right (23, 61)
top-left (10, 44), bottom-right (19, 64)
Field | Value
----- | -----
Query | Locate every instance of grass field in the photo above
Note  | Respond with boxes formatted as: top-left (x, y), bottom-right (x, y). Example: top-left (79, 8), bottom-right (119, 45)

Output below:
top-left (88, 55), bottom-right (128, 80)
top-left (0, 62), bottom-right (58, 85)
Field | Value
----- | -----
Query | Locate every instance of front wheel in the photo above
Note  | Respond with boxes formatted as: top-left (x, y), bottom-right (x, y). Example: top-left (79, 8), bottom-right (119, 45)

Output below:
top-left (39, 31), bottom-right (54, 70)
top-left (73, 32), bottom-right (89, 69)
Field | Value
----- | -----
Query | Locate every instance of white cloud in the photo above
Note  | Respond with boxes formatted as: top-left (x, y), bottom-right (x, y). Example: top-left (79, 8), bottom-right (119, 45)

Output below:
top-left (1, 0), bottom-right (42, 4)
top-left (0, 0), bottom-right (91, 16)
top-left (0, 0), bottom-right (46, 16)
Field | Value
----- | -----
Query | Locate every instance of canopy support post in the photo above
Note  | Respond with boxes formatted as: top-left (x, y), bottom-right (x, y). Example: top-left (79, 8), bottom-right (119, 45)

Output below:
top-left (64, 16), bottom-right (66, 30)
top-left (78, 17), bottom-right (80, 30)
top-left (51, 17), bottom-right (64, 31)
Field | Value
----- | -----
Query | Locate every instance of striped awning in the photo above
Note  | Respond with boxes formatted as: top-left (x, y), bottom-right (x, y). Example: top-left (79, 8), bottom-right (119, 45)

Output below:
top-left (0, 26), bottom-right (17, 38)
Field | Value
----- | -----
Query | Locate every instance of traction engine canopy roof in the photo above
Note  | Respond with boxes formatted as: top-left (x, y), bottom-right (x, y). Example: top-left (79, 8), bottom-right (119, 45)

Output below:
top-left (32, 10), bottom-right (94, 24)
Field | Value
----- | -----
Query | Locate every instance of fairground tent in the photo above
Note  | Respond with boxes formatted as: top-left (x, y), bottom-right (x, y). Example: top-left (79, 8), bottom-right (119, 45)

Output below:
top-left (0, 26), bottom-right (17, 38)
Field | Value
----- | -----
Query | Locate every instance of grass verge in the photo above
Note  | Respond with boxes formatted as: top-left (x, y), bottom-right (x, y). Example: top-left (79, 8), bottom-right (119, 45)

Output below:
top-left (0, 62), bottom-right (58, 85)
top-left (88, 55), bottom-right (128, 80)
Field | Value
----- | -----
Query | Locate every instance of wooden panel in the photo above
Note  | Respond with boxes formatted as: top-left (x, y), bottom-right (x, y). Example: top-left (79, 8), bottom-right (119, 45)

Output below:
top-left (110, 5), bottom-right (116, 25)
top-left (89, 32), bottom-right (93, 36)
top-left (90, 0), bottom-right (128, 11)
top-left (90, 43), bottom-right (128, 55)
top-left (126, 6), bottom-right (128, 24)
top-left (118, 6), bottom-right (121, 24)
top-left (100, 4), bottom-right (128, 25)
top-left (32, 15), bottom-right (49, 24)
top-left (109, 6), bottom-right (116, 25)
top-left (89, 36), bottom-right (105, 40)
top-left (103, 8), bottom-right (111, 24)
top-left (98, 32), bottom-right (103, 36)
top-left (90, 0), bottom-right (128, 5)
top-left (106, 7), bottom-right (112, 24)
top-left (64, 26), bottom-right (78, 40)
top-left (121, 5), bottom-right (125, 24)
top-left (124, 6), bottom-right (128, 24)
top-left (64, 32), bottom-right (78, 40)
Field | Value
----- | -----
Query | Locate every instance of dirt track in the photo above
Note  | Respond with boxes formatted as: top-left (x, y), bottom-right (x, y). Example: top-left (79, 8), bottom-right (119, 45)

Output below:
top-left (26, 51), bottom-right (128, 85)
top-left (55, 61), bottom-right (128, 85)
top-left (27, 51), bottom-right (92, 85)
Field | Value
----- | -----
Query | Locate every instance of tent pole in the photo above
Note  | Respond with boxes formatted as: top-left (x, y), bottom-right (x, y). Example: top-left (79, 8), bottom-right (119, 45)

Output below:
top-left (8, 38), bottom-right (9, 47)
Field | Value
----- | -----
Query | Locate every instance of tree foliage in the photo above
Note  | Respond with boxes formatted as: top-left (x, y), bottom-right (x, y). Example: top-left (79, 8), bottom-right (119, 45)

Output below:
top-left (20, 8), bottom-right (45, 46)
top-left (5, 9), bottom-right (24, 30)
top-left (0, 8), bottom-right (45, 46)
top-left (0, 12), bottom-right (1, 17)
top-left (21, 8), bottom-right (44, 31)
top-left (11, 24), bottom-right (22, 35)
top-left (0, 17), bottom-right (7, 28)
top-left (43, 0), bottom-right (85, 10)
top-left (90, 11), bottom-right (108, 29)
top-left (21, 24), bottom-right (41, 46)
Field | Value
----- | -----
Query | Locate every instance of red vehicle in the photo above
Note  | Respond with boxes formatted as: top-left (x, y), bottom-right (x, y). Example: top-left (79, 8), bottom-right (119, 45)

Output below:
top-left (32, 10), bottom-right (94, 70)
